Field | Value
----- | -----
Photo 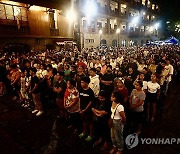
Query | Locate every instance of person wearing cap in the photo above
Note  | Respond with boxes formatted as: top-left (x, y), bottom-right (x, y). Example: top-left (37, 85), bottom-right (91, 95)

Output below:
top-left (79, 77), bottom-right (95, 141)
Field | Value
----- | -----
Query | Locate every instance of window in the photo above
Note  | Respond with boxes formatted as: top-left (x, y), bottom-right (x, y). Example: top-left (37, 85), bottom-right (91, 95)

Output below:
top-left (49, 10), bottom-right (58, 29)
top-left (0, 4), bottom-right (6, 19)
top-left (0, 3), bottom-right (28, 21)
top-left (86, 39), bottom-right (94, 43)
top-left (152, 4), bottom-right (155, 10)
top-left (110, 1), bottom-right (118, 12)
top-left (121, 4), bottom-right (127, 14)
top-left (5, 5), bottom-right (14, 20)
top-left (147, 0), bottom-right (151, 8)
top-left (122, 40), bottom-right (126, 47)
top-left (142, 0), bottom-right (146, 6)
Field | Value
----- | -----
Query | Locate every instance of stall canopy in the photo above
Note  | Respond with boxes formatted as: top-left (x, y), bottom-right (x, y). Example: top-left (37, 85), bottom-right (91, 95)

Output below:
top-left (164, 36), bottom-right (179, 45)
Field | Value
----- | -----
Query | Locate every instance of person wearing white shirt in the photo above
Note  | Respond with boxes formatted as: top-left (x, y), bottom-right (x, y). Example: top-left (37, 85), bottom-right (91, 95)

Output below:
top-left (146, 74), bottom-right (160, 122)
top-left (110, 91), bottom-right (126, 154)
top-left (163, 59), bottom-right (174, 95)
top-left (94, 60), bottom-right (102, 69)
top-left (89, 68), bottom-right (100, 97)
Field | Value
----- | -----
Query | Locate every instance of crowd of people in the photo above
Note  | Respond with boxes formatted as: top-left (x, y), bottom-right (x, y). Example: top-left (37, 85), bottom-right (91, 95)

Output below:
top-left (0, 45), bottom-right (179, 154)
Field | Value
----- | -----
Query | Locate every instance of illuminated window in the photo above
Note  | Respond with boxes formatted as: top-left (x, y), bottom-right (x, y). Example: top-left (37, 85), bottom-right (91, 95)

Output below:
top-left (0, 4), bottom-right (6, 19)
top-left (86, 39), bottom-right (94, 43)
top-left (152, 4), bottom-right (155, 10)
top-left (0, 3), bottom-right (28, 21)
top-left (110, 0), bottom-right (118, 12)
top-left (142, 0), bottom-right (146, 5)
top-left (147, 15), bottom-right (150, 20)
top-left (147, 0), bottom-right (151, 8)
top-left (5, 5), bottom-right (14, 20)
top-left (121, 4), bottom-right (127, 14)
top-left (49, 10), bottom-right (58, 29)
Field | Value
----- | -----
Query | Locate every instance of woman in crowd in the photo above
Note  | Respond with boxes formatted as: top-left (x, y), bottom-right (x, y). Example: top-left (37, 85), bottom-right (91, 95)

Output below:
top-left (64, 79), bottom-right (80, 130)
top-left (146, 74), bottom-right (160, 122)
top-left (129, 80), bottom-right (146, 135)
top-left (110, 91), bottom-right (126, 154)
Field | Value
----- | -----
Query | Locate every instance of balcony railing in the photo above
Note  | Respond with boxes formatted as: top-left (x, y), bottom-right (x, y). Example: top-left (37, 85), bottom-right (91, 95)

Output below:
top-left (0, 25), bottom-right (30, 36)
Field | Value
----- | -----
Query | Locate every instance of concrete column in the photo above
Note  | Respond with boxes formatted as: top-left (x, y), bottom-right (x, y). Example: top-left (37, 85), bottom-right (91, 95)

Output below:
top-left (107, 18), bottom-right (110, 34)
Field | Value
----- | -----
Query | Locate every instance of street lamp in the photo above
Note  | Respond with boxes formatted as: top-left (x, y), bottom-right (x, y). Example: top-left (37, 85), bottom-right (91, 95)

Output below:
top-left (99, 29), bottom-right (102, 46)
top-left (116, 28), bottom-right (120, 47)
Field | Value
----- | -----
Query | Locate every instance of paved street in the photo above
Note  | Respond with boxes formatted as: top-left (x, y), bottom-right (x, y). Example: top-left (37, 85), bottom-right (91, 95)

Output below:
top-left (0, 80), bottom-right (180, 154)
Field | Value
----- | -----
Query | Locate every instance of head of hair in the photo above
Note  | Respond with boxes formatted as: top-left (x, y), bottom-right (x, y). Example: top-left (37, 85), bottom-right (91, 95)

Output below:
top-left (10, 64), bottom-right (17, 69)
top-left (68, 79), bottom-right (76, 87)
top-left (136, 80), bottom-right (143, 88)
top-left (81, 76), bottom-right (90, 84)
top-left (112, 91), bottom-right (124, 104)
top-left (107, 65), bottom-right (112, 70)
top-left (57, 71), bottom-right (64, 77)
top-left (90, 68), bottom-right (97, 73)
top-left (99, 90), bottom-right (106, 98)
top-left (30, 67), bottom-right (37, 73)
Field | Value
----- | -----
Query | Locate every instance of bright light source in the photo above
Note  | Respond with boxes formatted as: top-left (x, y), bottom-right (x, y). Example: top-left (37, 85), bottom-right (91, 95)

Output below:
top-left (149, 26), bottom-right (154, 32)
top-left (152, 16), bottom-right (155, 19)
top-left (143, 12), bottom-right (146, 15)
top-left (154, 22), bottom-right (160, 29)
top-left (29, 5), bottom-right (45, 11)
top-left (166, 21), bottom-right (170, 24)
top-left (14, 6), bottom-right (20, 16)
top-left (84, 0), bottom-right (97, 18)
top-left (116, 28), bottom-right (120, 34)
top-left (131, 16), bottom-right (140, 25)
top-left (177, 25), bottom-right (180, 28)
top-left (66, 9), bottom-right (76, 21)
top-left (99, 29), bottom-right (102, 34)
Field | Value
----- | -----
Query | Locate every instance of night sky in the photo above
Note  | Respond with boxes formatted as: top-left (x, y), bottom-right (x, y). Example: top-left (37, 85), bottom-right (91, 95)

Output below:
top-left (154, 0), bottom-right (180, 21)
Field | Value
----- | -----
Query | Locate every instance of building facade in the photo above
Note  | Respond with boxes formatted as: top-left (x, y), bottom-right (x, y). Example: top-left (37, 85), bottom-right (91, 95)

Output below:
top-left (0, 0), bottom-right (72, 51)
top-left (74, 0), bottom-right (161, 49)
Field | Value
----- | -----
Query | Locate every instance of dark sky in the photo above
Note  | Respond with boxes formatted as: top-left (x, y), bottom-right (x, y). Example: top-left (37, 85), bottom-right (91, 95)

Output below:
top-left (153, 0), bottom-right (180, 21)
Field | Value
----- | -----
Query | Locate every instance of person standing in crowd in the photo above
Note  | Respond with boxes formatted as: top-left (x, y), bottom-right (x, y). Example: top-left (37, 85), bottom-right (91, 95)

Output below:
top-left (142, 67), bottom-right (151, 81)
top-left (149, 60), bottom-right (157, 74)
top-left (124, 67), bottom-right (137, 94)
top-left (114, 78), bottom-right (129, 106)
top-left (134, 73), bottom-right (148, 91)
top-left (64, 79), bottom-right (80, 131)
top-left (137, 60), bottom-right (147, 73)
top-left (163, 59), bottom-right (174, 95)
top-left (89, 68), bottom-right (100, 97)
top-left (79, 77), bottom-right (95, 141)
top-left (53, 72), bottom-right (67, 118)
top-left (77, 56), bottom-right (86, 70)
top-left (101, 65), bottom-right (114, 99)
top-left (8, 64), bottom-right (21, 101)
top-left (28, 68), bottom-right (43, 116)
top-left (129, 81), bottom-right (146, 135)
top-left (74, 66), bottom-right (86, 91)
top-left (92, 90), bottom-right (111, 150)
top-left (110, 91), bottom-right (126, 154)
top-left (64, 64), bottom-right (72, 82)
top-left (146, 74), bottom-right (160, 122)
